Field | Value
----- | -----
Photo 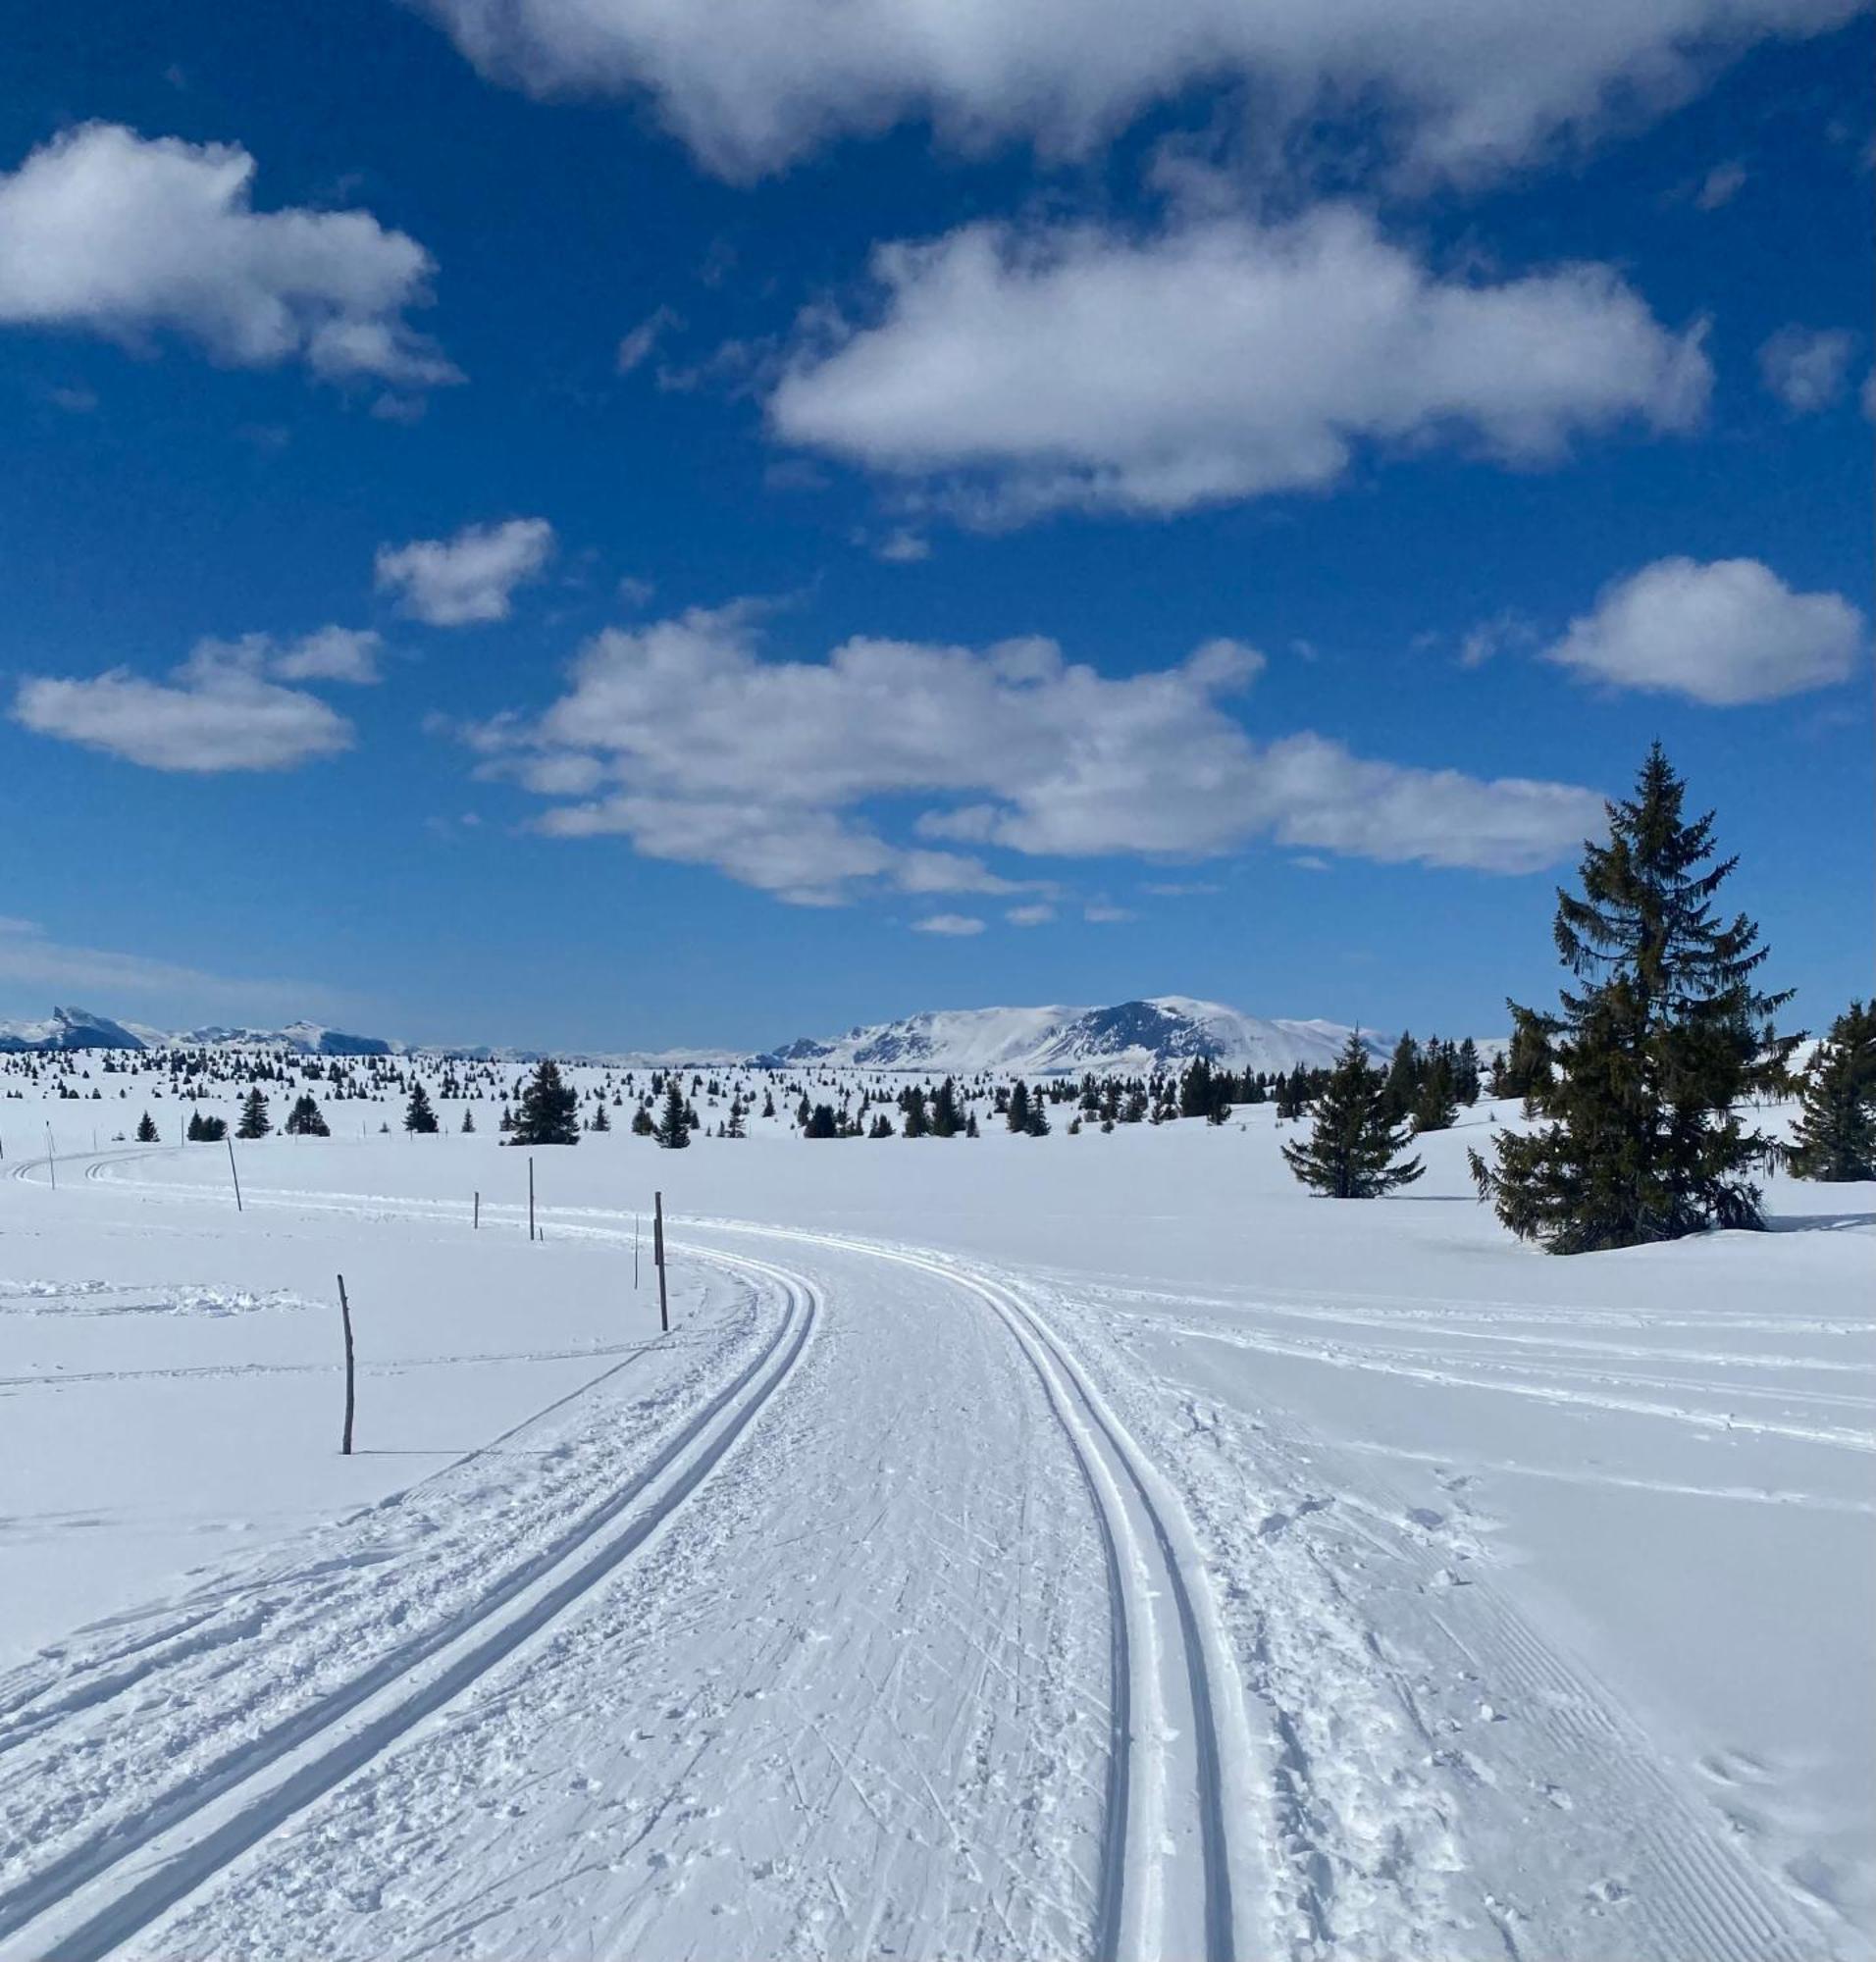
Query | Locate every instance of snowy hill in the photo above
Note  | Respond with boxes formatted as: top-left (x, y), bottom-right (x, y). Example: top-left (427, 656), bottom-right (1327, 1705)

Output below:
top-left (176, 1020), bottom-right (394, 1057)
top-left (0, 1006), bottom-right (147, 1052)
top-left (754, 997), bottom-right (1388, 1076)
top-left (0, 1007), bottom-right (392, 1055)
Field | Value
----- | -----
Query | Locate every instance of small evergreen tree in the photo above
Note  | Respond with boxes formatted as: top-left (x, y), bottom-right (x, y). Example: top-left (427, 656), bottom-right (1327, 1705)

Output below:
top-left (868, 1111), bottom-right (896, 1138)
top-left (403, 1082), bottom-right (440, 1134)
top-left (1381, 1033), bottom-right (1421, 1122)
top-left (285, 1093), bottom-right (331, 1137)
top-left (1471, 745), bottom-right (1795, 1252)
top-left (803, 1103), bottom-right (840, 1139)
top-left (1281, 1033), bottom-right (1425, 1198)
top-left (236, 1088), bottom-right (270, 1139)
top-left (134, 1110), bottom-right (159, 1143)
top-left (1006, 1079), bottom-right (1031, 1133)
top-left (591, 1099), bottom-right (611, 1133)
top-left (460, 1108), bottom-right (476, 1133)
top-left (631, 1103), bottom-right (655, 1136)
top-left (511, 1059), bottom-right (581, 1146)
top-left (1453, 1038), bottom-right (1483, 1106)
top-left (1022, 1097), bottom-right (1051, 1138)
top-left (653, 1077), bottom-right (691, 1150)
top-left (1788, 1002), bottom-right (1876, 1182)
top-left (1411, 1045), bottom-right (1459, 1135)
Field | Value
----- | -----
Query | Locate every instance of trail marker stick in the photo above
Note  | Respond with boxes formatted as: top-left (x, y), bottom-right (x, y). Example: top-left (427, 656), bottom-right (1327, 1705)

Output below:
top-left (653, 1190), bottom-right (668, 1333)
top-left (338, 1274), bottom-right (356, 1455)
top-left (227, 1137), bottom-right (243, 1213)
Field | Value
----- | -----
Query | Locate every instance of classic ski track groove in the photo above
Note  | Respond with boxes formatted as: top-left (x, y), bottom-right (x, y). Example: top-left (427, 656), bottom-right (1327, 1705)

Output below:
top-left (0, 1234), bottom-right (818, 1962)
top-left (682, 1216), bottom-right (1265, 1962)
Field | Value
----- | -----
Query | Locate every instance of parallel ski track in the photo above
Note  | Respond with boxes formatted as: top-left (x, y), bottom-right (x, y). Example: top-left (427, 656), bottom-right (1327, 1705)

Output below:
top-left (680, 1216), bottom-right (1266, 1962)
top-left (0, 1229), bottom-right (818, 1962)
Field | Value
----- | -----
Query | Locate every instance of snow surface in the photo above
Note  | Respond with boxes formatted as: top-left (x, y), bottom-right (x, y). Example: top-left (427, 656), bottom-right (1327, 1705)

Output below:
top-left (0, 1058), bottom-right (1870, 1960)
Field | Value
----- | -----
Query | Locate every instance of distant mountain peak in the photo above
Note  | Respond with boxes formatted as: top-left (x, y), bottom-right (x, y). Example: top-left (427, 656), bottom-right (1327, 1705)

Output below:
top-left (752, 997), bottom-right (1387, 1075)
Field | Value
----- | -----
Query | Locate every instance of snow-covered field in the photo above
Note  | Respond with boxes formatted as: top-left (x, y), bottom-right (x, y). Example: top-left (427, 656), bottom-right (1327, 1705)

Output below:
top-left (1, 1058), bottom-right (1870, 1960)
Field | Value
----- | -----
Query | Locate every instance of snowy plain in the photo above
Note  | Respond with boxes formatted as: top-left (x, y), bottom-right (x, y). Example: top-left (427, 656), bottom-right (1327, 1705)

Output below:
top-left (0, 1058), bottom-right (1871, 1960)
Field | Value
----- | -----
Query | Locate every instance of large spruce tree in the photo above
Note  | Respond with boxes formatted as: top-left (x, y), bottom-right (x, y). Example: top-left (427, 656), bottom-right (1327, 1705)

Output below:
top-left (235, 1088), bottom-right (271, 1139)
top-left (512, 1058), bottom-right (581, 1146)
top-left (1472, 744), bottom-right (1795, 1253)
top-left (1281, 1032), bottom-right (1424, 1197)
top-left (1788, 1002), bottom-right (1876, 1182)
top-left (403, 1082), bottom-right (440, 1134)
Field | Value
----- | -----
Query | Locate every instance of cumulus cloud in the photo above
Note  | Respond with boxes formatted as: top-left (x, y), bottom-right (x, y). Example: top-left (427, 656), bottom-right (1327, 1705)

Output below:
top-left (412, 0), bottom-right (1859, 184)
top-left (13, 638), bottom-right (354, 771)
top-left (376, 518), bottom-right (555, 625)
top-left (1006, 902), bottom-right (1057, 926)
top-left (1543, 556), bottom-right (1865, 704)
top-left (768, 207), bottom-right (1710, 520)
top-left (0, 124), bottom-right (459, 387)
top-left (218, 625), bottom-right (384, 685)
top-left (912, 912), bottom-right (986, 936)
top-left (1757, 325), bottom-right (1856, 413)
top-left (468, 602), bottom-right (1604, 905)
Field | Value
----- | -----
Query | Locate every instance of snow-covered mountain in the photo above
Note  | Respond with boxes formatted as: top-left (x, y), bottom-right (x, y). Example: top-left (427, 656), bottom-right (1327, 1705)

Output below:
top-left (0, 1007), bottom-right (393, 1055)
top-left (175, 1020), bottom-right (393, 1057)
top-left (0, 1006), bottom-right (148, 1052)
top-left (754, 997), bottom-right (1388, 1076)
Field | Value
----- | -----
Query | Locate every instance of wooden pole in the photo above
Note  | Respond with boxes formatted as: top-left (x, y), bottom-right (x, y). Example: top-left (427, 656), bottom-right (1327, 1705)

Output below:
top-left (528, 1156), bottom-right (536, 1242)
top-left (45, 1125), bottom-right (55, 1190)
top-left (653, 1190), bottom-right (668, 1333)
top-left (634, 1213), bottom-right (640, 1291)
top-left (338, 1273), bottom-right (356, 1455)
top-left (473, 1188), bottom-right (480, 1230)
top-left (227, 1136), bottom-right (243, 1213)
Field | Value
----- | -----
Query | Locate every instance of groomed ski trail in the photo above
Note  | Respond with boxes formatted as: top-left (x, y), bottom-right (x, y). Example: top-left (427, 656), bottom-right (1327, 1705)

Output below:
top-left (0, 1244), bottom-right (816, 1962)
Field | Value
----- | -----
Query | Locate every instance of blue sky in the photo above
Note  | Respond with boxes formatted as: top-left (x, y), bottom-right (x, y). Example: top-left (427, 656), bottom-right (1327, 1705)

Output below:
top-left (0, 0), bottom-right (1869, 1051)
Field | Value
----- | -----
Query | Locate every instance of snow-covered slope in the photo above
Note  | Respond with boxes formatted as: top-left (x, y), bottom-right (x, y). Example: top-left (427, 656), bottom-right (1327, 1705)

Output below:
top-left (175, 1020), bottom-right (393, 1057)
top-left (756, 996), bottom-right (1388, 1075)
top-left (0, 1005), bottom-right (147, 1052)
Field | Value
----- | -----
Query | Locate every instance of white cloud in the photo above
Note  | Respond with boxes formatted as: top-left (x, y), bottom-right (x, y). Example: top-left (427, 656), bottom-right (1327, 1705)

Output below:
top-left (0, 124), bottom-right (459, 387)
top-left (1457, 610), bottom-right (1538, 668)
top-left (412, 0), bottom-right (1859, 184)
top-left (1543, 556), bottom-right (1865, 704)
top-left (13, 639), bottom-right (354, 771)
top-left (245, 625), bottom-right (383, 684)
top-left (1694, 159), bottom-right (1747, 208)
top-left (912, 913), bottom-right (986, 936)
top-left (617, 304), bottom-right (681, 373)
top-left (875, 527), bottom-right (931, 563)
top-left (376, 518), bottom-right (555, 625)
top-left (1006, 902), bottom-right (1056, 926)
top-left (769, 207), bottom-right (1710, 520)
top-left (1757, 325), bottom-right (1856, 412)
top-left (1082, 902), bottom-right (1134, 923)
top-left (469, 602), bottom-right (1604, 904)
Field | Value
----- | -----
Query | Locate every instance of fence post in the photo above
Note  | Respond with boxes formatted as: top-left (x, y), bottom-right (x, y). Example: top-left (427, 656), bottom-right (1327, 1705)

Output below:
top-left (227, 1136), bottom-right (243, 1213)
top-left (338, 1273), bottom-right (356, 1455)
top-left (528, 1157), bottom-right (536, 1242)
top-left (653, 1190), bottom-right (668, 1333)
top-left (474, 1188), bottom-right (480, 1230)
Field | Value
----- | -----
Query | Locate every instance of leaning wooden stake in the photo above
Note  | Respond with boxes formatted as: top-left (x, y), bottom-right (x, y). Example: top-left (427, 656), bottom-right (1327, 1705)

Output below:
top-left (528, 1157), bottom-right (537, 1242)
top-left (473, 1188), bottom-right (480, 1231)
top-left (338, 1273), bottom-right (356, 1456)
top-left (227, 1136), bottom-right (243, 1213)
top-left (653, 1190), bottom-right (669, 1333)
